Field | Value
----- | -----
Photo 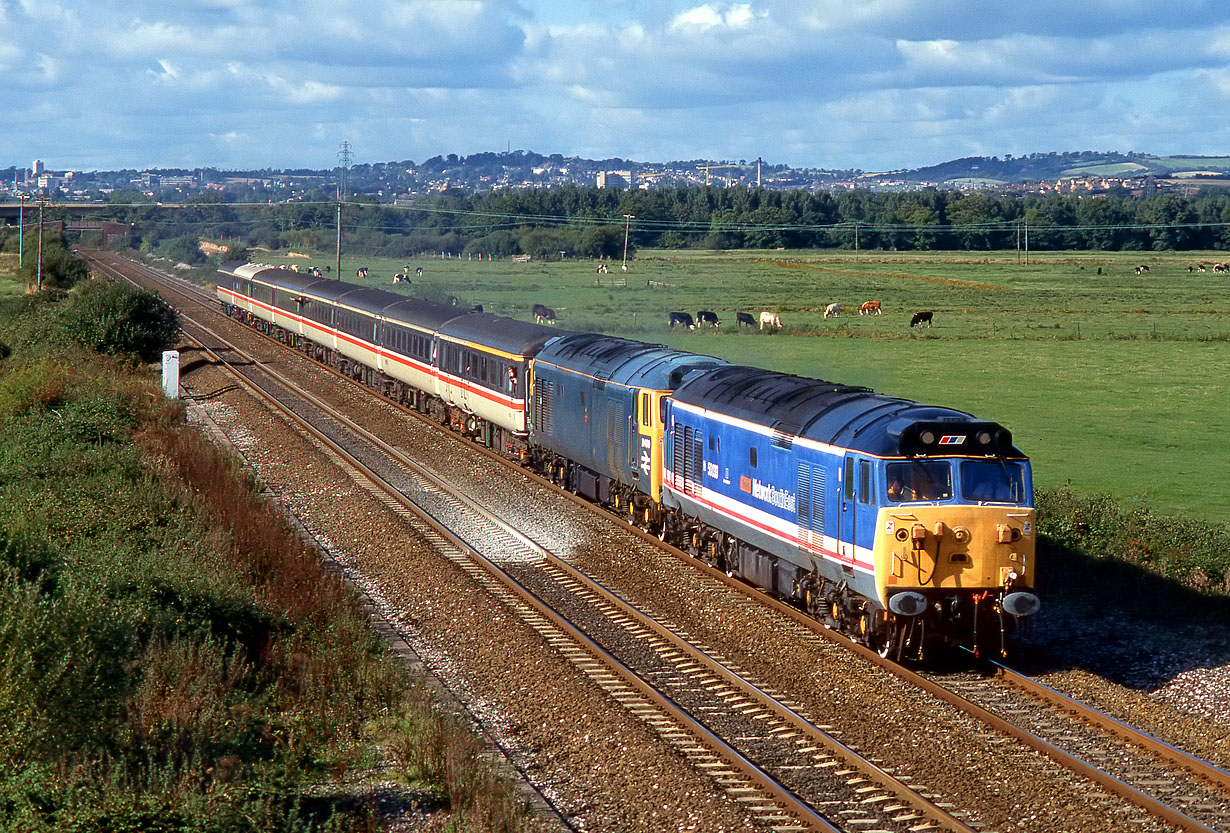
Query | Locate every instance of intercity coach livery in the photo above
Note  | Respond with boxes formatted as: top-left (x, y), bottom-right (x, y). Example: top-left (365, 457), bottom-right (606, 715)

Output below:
top-left (218, 261), bottom-right (1038, 660)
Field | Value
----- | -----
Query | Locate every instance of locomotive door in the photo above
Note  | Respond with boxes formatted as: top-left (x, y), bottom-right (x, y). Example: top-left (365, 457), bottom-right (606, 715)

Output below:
top-left (840, 456), bottom-right (871, 568)
top-left (839, 456), bottom-right (858, 563)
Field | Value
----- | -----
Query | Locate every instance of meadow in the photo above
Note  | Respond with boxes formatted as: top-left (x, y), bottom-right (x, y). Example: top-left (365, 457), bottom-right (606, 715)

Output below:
top-left (253, 247), bottom-right (1229, 525)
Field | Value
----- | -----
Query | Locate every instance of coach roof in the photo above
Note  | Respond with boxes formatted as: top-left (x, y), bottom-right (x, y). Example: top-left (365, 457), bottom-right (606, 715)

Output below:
top-left (439, 313), bottom-right (569, 357)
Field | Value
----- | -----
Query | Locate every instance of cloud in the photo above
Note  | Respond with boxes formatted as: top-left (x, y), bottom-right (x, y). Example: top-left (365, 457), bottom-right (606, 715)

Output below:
top-left (4, 1), bottom-right (1230, 171)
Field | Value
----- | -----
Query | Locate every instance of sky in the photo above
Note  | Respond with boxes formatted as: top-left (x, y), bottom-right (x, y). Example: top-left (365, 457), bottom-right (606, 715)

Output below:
top-left (4, 0), bottom-right (1230, 175)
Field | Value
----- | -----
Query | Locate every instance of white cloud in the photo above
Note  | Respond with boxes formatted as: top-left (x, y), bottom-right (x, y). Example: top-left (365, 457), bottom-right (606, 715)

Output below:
top-left (3, 0), bottom-right (1230, 170)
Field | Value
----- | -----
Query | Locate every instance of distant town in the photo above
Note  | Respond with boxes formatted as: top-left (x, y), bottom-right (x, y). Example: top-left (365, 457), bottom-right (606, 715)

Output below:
top-left (5, 149), bottom-right (1230, 204)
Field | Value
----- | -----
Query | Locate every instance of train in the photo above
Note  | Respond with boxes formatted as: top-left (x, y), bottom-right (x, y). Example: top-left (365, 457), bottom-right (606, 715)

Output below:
top-left (216, 262), bottom-right (1039, 660)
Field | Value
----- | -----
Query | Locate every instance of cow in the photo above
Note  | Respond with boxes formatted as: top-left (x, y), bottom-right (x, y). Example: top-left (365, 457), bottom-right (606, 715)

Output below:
top-left (910, 310), bottom-right (934, 328)
top-left (696, 310), bottom-right (720, 328)
top-left (415, 267), bottom-right (424, 277)
top-left (532, 304), bottom-right (556, 324)
top-left (669, 311), bottom-right (695, 329)
top-left (759, 311), bottom-right (782, 330)
top-left (859, 301), bottom-right (882, 315)
top-left (735, 312), bottom-right (756, 328)
top-left (356, 267), bottom-right (369, 278)
top-left (472, 304), bottom-right (483, 313)
top-left (597, 263), bottom-right (608, 274)
top-left (824, 303), bottom-right (840, 319)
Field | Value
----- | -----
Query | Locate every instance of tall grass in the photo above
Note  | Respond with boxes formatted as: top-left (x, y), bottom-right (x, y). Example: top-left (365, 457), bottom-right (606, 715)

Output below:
top-left (0, 278), bottom-right (537, 831)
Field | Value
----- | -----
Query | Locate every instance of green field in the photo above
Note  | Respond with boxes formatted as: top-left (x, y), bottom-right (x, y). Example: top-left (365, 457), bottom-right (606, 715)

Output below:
top-left (248, 248), bottom-right (1227, 525)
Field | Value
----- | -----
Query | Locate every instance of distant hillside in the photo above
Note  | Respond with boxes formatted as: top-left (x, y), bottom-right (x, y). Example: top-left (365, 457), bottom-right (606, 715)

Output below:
top-left (880, 151), bottom-right (1230, 185)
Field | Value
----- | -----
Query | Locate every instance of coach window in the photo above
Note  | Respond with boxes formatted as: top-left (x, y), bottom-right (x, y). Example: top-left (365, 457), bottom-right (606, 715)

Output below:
top-left (749, 447), bottom-right (757, 468)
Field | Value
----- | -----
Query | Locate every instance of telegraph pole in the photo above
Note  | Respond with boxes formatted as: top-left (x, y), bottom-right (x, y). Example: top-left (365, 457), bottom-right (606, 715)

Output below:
top-left (622, 214), bottom-right (634, 272)
top-left (17, 194), bottom-right (25, 269)
top-left (36, 197), bottom-right (47, 292)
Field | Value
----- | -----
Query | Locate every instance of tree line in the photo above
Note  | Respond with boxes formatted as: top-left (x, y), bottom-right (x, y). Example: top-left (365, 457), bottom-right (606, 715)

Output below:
top-left (50, 184), bottom-right (1230, 263)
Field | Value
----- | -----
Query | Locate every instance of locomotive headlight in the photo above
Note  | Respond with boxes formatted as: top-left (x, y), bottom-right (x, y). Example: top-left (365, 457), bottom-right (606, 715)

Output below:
top-left (976, 430), bottom-right (992, 447)
top-left (919, 430), bottom-right (936, 446)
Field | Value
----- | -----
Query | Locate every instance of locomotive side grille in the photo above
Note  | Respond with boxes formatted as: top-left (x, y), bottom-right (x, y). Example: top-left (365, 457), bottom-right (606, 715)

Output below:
top-left (797, 463), bottom-right (826, 550)
top-left (607, 403), bottom-right (622, 472)
top-left (535, 380), bottom-right (554, 433)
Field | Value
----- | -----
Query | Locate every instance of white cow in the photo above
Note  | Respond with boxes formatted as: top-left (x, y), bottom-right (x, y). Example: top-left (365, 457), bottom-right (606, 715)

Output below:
top-left (824, 303), bottom-right (840, 319)
top-left (759, 311), bottom-right (782, 330)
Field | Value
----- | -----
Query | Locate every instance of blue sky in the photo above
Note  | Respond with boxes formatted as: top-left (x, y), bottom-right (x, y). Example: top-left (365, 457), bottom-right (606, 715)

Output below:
top-left (4, 0), bottom-right (1230, 173)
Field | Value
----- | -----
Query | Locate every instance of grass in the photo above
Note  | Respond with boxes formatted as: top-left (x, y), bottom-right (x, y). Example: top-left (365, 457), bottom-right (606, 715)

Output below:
top-left (248, 247), bottom-right (1229, 524)
top-left (0, 273), bottom-right (539, 832)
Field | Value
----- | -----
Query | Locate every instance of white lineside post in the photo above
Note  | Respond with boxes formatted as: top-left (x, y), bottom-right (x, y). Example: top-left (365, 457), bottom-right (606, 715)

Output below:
top-left (162, 350), bottom-right (180, 399)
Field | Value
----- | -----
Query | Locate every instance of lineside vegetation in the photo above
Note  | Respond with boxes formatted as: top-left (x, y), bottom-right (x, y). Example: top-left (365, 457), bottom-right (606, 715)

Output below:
top-left (0, 260), bottom-right (536, 831)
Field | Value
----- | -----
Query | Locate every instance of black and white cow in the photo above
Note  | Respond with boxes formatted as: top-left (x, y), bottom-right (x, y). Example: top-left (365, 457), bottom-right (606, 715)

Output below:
top-left (696, 310), bottom-right (720, 328)
top-left (910, 310), bottom-right (934, 328)
top-left (532, 303), bottom-right (556, 324)
top-left (669, 311), bottom-right (695, 329)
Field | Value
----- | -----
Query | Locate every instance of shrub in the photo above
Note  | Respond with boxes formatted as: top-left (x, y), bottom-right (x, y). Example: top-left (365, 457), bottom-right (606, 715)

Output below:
top-left (1036, 486), bottom-right (1230, 594)
top-left (60, 279), bottom-right (179, 362)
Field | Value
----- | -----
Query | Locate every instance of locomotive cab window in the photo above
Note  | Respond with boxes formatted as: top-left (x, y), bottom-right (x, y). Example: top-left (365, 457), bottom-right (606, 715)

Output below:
top-left (960, 460), bottom-right (1026, 503)
top-left (886, 461), bottom-right (953, 502)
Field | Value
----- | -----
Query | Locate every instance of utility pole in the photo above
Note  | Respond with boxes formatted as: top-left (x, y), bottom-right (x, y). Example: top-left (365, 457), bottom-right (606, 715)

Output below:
top-left (36, 197), bottom-right (46, 292)
top-left (622, 214), bottom-right (634, 272)
top-left (17, 193), bottom-right (25, 269)
top-left (336, 141), bottom-right (352, 279)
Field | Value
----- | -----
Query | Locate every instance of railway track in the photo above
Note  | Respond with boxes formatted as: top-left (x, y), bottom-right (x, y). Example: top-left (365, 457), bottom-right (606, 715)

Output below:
top-left (94, 252), bottom-right (989, 832)
top-left (88, 251), bottom-right (1230, 832)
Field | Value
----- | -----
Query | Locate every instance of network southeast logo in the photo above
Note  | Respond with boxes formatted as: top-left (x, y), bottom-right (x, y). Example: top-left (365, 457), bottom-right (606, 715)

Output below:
top-left (741, 476), bottom-right (797, 512)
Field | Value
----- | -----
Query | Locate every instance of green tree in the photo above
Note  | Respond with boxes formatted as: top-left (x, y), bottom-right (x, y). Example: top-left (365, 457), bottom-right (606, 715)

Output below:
top-left (18, 232), bottom-right (91, 291)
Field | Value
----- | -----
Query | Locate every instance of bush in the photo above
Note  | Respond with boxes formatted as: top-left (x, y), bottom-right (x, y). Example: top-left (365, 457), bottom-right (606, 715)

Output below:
top-left (60, 279), bottom-right (179, 362)
top-left (16, 233), bottom-right (91, 290)
top-left (1036, 486), bottom-right (1230, 593)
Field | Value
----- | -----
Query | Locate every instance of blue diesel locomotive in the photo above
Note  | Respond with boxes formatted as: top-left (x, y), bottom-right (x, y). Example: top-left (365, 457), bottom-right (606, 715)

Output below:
top-left (662, 365), bottom-right (1038, 658)
top-left (217, 263), bottom-right (1039, 659)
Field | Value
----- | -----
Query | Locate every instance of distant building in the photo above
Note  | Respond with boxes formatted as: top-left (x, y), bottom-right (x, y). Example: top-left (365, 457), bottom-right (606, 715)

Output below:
top-left (32, 159), bottom-right (44, 176)
top-left (596, 170), bottom-right (630, 189)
